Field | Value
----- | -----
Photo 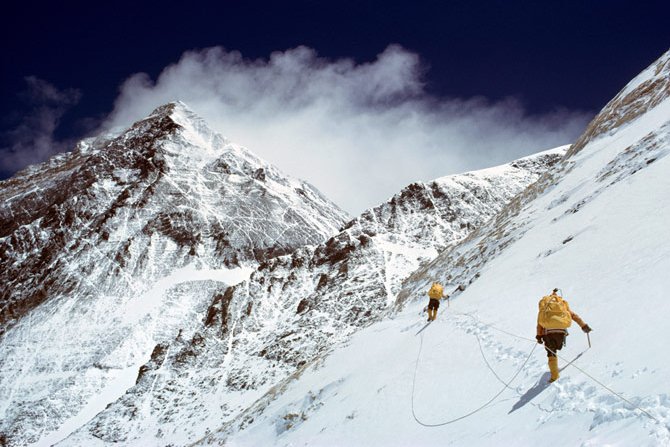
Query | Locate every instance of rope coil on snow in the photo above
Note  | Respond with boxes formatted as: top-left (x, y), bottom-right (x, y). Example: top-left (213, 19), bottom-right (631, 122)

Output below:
top-left (411, 309), bottom-right (667, 431)
top-left (410, 326), bottom-right (537, 427)
top-left (460, 312), bottom-right (667, 428)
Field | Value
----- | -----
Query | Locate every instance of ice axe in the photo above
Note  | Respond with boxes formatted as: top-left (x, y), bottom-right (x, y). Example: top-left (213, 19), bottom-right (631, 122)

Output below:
top-left (587, 332), bottom-right (591, 348)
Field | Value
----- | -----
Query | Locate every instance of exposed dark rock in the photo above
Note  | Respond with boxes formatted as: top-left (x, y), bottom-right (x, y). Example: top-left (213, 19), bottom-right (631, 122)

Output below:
top-left (296, 298), bottom-right (310, 314)
top-left (204, 287), bottom-right (235, 334)
top-left (136, 342), bottom-right (169, 384)
top-left (253, 168), bottom-right (266, 181)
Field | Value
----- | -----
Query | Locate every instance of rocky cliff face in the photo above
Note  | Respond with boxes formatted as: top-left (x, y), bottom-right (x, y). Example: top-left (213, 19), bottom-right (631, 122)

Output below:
top-left (0, 102), bottom-right (348, 446)
top-left (57, 147), bottom-right (565, 445)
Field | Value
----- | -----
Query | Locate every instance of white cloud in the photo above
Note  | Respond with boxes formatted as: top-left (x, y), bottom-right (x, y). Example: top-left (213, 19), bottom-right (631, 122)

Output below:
top-left (103, 45), bottom-right (591, 215)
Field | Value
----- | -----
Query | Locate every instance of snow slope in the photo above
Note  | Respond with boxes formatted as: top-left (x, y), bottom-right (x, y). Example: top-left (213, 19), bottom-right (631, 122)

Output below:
top-left (196, 50), bottom-right (670, 446)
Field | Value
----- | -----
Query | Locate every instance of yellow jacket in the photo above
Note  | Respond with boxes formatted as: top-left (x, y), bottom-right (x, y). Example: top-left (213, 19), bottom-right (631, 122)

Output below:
top-left (536, 293), bottom-right (586, 336)
top-left (428, 283), bottom-right (447, 300)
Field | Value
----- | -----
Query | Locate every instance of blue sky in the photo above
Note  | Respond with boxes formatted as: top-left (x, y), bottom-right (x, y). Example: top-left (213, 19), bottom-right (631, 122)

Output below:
top-left (2, 0), bottom-right (669, 213)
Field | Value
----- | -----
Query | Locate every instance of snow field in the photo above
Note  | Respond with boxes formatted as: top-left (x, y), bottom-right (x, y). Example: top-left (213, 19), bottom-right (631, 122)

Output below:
top-left (221, 284), bottom-right (668, 447)
top-left (213, 85), bottom-right (670, 446)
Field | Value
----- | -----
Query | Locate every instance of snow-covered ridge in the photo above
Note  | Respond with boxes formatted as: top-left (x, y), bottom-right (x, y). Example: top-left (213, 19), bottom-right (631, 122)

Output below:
top-left (568, 48), bottom-right (670, 157)
top-left (347, 145), bottom-right (568, 256)
top-left (57, 147), bottom-right (564, 445)
top-left (397, 50), bottom-right (670, 310)
top-left (0, 102), bottom-right (348, 446)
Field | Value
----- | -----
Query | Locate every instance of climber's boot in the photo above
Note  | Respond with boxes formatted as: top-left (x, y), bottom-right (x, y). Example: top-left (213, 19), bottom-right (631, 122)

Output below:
top-left (548, 356), bottom-right (559, 383)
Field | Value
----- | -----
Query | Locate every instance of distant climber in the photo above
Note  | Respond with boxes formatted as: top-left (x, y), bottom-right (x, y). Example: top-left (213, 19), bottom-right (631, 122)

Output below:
top-left (536, 288), bottom-right (592, 382)
top-left (426, 282), bottom-right (449, 322)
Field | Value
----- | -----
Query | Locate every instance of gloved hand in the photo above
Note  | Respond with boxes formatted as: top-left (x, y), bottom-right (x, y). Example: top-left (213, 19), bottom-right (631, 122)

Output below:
top-left (536, 335), bottom-right (543, 344)
top-left (582, 324), bottom-right (592, 333)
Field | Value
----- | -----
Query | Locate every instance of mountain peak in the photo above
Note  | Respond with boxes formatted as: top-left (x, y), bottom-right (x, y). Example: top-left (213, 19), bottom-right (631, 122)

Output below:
top-left (124, 101), bottom-right (227, 154)
top-left (146, 101), bottom-right (207, 130)
top-left (0, 96), bottom-right (348, 329)
top-left (147, 101), bottom-right (189, 117)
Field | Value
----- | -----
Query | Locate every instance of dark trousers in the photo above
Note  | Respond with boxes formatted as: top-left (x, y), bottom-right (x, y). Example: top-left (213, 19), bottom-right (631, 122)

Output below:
top-left (542, 332), bottom-right (566, 357)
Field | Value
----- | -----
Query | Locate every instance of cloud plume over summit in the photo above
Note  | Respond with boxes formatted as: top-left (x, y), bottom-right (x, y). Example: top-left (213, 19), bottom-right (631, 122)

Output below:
top-left (46, 46), bottom-right (594, 214)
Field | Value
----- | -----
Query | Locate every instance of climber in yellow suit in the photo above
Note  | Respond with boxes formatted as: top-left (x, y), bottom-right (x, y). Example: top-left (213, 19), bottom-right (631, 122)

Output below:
top-left (536, 288), bottom-right (592, 382)
top-left (426, 282), bottom-right (449, 322)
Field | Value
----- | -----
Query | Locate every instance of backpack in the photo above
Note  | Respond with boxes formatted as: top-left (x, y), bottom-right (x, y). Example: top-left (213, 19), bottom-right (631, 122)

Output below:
top-left (428, 283), bottom-right (443, 299)
top-left (538, 295), bottom-right (572, 329)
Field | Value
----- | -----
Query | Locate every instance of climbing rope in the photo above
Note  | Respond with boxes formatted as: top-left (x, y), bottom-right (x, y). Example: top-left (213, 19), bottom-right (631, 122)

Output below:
top-left (411, 303), bottom-right (667, 431)
top-left (473, 330), bottom-right (525, 391)
top-left (410, 325), bottom-right (537, 427)
top-left (459, 311), bottom-right (667, 427)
